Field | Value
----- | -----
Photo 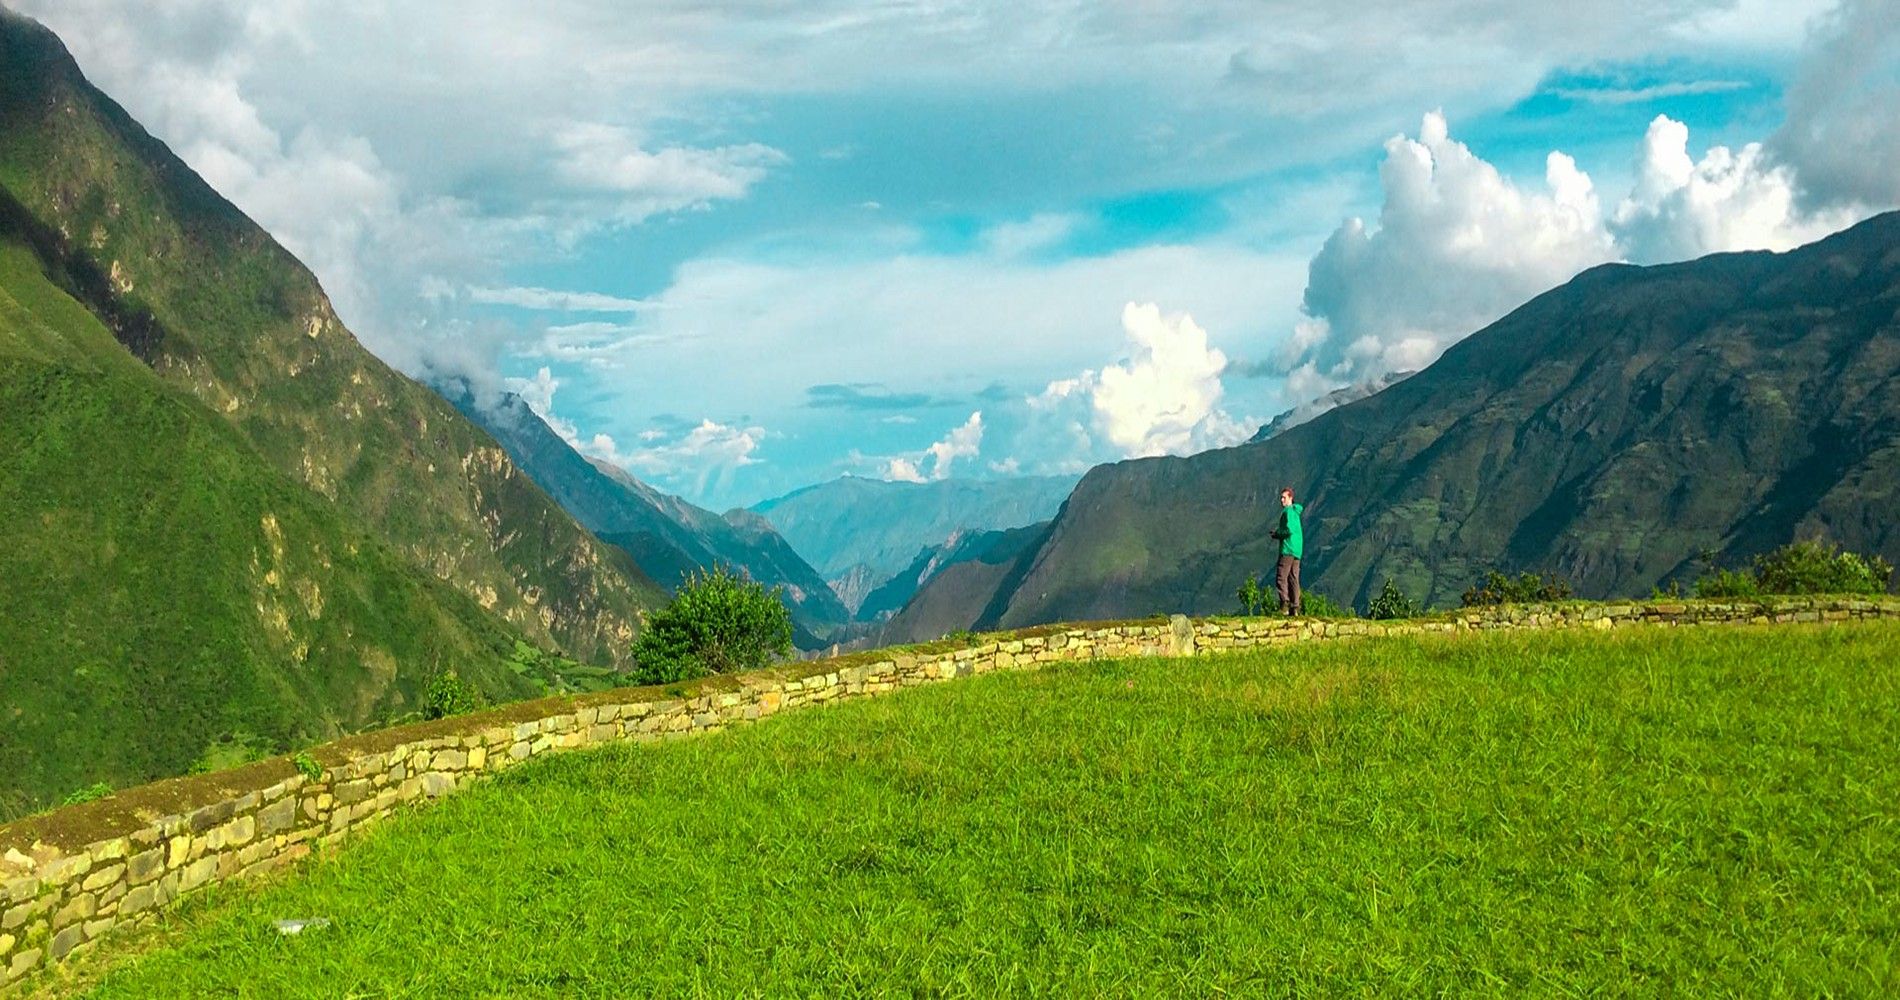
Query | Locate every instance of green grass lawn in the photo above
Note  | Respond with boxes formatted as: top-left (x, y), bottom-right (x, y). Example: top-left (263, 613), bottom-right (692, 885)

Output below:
top-left (72, 622), bottom-right (1900, 997)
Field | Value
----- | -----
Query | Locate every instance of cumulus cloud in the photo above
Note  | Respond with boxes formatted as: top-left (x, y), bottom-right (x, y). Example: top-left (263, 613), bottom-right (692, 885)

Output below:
top-left (1027, 303), bottom-right (1250, 462)
top-left (1611, 115), bottom-right (1862, 262)
top-left (1282, 110), bottom-right (1882, 390)
top-left (884, 411), bottom-right (984, 482)
top-left (1290, 111), bottom-right (1616, 387)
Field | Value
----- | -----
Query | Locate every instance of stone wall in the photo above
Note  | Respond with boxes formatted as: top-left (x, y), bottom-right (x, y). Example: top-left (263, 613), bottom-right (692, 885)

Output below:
top-left (3, 596), bottom-right (1896, 988)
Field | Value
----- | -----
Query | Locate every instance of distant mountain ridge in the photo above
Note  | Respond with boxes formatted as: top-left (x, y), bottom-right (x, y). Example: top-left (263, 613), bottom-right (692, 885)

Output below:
top-left (0, 11), bottom-right (658, 814)
top-left (750, 474), bottom-right (1077, 605)
top-left (446, 387), bottom-right (850, 645)
top-left (906, 212), bottom-right (1900, 630)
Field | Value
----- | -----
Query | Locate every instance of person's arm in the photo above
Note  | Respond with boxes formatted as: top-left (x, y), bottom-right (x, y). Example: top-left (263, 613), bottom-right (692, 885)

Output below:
top-left (1269, 510), bottom-right (1288, 540)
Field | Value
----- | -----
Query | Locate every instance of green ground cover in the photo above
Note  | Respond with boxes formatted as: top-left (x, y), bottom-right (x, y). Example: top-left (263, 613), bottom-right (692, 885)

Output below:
top-left (68, 622), bottom-right (1900, 996)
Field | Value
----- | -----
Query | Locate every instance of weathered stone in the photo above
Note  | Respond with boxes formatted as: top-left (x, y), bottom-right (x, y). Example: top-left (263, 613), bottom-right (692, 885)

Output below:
top-left (509, 741), bottom-right (532, 760)
top-left (421, 773), bottom-right (455, 797)
top-left (8, 947), bottom-right (42, 981)
top-left (48, 923), bottom-right (85, 960)
top-left (334, 779), bottom-right (372, 805)
top-left (177, 856), bottom-right (218, 893)
top-left (2, 895), bottom-right (50, 930)
top-left (430, 749), bottom-right (467, 771)
top-left (259, 797), bottom-right (298, 835)
top-left (120, 882), bottom-right (159, 916)
top-left (81, 864), bottom-right (123, 892)
top-left (52, 892), bottom-right (96, 930)
top-left (468, 746), bottom-right (487, 770)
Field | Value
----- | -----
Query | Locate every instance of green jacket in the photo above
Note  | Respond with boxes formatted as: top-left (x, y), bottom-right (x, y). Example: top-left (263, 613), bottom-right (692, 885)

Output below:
top-left (1271, 503), bottom-right (1304, 559)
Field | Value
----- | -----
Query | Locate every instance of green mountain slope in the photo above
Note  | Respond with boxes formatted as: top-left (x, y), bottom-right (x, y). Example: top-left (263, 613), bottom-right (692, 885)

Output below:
top-left (0, 10), bottom-right (656, 667)
top-left (448, 388), bottom-right (850, 643)
top-left (749, 474), bottom-right (1077, 589)
top-left (950, 213), bottom-right (1900, 628)
top-left (0, 228), bottom-right (549, 818)
top-left (876, 524), bottom-right (1049, 642)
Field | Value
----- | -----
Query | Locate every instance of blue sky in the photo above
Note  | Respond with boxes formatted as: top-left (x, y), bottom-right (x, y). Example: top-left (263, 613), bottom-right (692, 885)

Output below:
top-left (19, 0), bottom-right (1898, 508)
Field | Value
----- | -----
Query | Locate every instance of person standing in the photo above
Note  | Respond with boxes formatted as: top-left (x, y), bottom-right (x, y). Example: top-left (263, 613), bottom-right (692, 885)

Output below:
top-left (1269, 487), bottom-right (1304, 615)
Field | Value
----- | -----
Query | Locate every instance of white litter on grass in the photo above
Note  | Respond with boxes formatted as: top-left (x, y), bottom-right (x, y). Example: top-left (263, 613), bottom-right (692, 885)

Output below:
top-left (273, 918), bottom-right (331, 935)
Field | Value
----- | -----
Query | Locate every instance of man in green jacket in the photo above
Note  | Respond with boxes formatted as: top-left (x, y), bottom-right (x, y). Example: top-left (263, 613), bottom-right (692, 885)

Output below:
top-left (1269, 487), bottom-right (1304, 615)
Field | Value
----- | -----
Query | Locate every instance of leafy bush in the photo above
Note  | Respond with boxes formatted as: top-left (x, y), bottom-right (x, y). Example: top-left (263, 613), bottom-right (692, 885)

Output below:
top-left (1753, 539), bottom-right (1892, 595)
top-left (1302, 592), bottom-right (1353, 618)
top-left (1461, 570), bottom-right (1574, 607)
top-left (424, 669), bottom-right (486, 720)
top-left (1236, 575), bottom-right (1266, 616)
top-left (1696, 539), bottom-right (1892, 598)
top-left (632, 566), bottom-right (794, 686)
top-left (1366, 580), bottom-right (1420, 620)
top-left (61, 782), bottom-right (113, 807)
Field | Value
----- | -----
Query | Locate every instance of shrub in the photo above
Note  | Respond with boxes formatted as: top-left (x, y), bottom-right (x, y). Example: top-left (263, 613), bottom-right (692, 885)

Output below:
top-left (1303, 592), bottom-right (1352, 618)
top-left (1696, 539), bottom-right (1893, 598)
top-left (61, 782), bottom-right (113, 807)
top-left (1461, 570), bottom-right (1573, 607)
top-left (424, 669), bottom-right (485, 720)
top-left (291, 750), bottom-right (323, 781)
top-left (1366, 580), bottom-right (1420, 620)
top-left (1752, 539), bottom-right (1892, 596)
top-left (1236, 575), bottom-right (1265, 616)
top-left (632, 565), bottom-right (794, 686)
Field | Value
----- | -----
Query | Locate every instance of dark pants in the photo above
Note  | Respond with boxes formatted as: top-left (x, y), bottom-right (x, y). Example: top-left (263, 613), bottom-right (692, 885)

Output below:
top-left (1276, 555), bottom-right (1302, 615)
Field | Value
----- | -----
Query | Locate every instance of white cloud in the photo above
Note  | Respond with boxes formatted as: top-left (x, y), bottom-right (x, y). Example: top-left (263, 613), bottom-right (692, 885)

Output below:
top-left (1611, 115), bottom-right (1863, 262)
top-left (1025, 303), bottom-right (1250, 462)
top-left (503, 365), bottom-right (763, 501)
top-left (981, 213), bottom-right (1081, 258)
top-left (883, 411), bottom-right (984, 482)
top-left (1282, 110), bottom-right (1882, 390)
top-left (548, 122), bottom-right (787, 225)
top-left (467, 285), bottom-right (654, 312)
top-left (1291, 111), bottom-right (1617, 386)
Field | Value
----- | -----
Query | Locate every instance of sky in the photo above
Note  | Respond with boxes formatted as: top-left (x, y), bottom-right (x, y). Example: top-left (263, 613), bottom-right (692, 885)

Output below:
top-left (14, 0), bottom-right (1899, 509)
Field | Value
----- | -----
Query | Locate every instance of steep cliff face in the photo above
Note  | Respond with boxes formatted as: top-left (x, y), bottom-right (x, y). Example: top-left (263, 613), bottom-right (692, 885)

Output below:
top-left (0, 10), bottom-right (657, 666)
top-left (0, 11), bottom-right (660, 815)
top-left (925, 213), bottom-right (1900, 629)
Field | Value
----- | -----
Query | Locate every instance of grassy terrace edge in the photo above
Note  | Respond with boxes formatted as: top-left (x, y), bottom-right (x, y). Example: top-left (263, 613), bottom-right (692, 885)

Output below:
top-left (3, 595), bottom-right (1897, 987)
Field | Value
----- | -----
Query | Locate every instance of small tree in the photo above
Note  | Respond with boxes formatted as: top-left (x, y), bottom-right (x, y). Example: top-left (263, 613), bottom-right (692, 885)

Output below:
top-left (424, 669), bottom-right (485, 720)
top-left (1236, 575), bottom-right (1265, 616)
top-left (1366, 579), bottom-right (1420, 620)
top-left (633, 566), bottom-right (794, 685)
top-left (1697, 538), bottom-right (1893, 597)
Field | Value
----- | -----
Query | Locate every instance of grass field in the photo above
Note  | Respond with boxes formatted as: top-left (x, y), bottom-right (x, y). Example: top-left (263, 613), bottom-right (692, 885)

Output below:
top-left (65, 622), bottom-right (1900, 997)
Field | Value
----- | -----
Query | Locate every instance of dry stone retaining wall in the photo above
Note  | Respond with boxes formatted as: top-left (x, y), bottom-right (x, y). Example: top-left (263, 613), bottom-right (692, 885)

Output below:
top-left (3, 596), bottom-right (1896, 988)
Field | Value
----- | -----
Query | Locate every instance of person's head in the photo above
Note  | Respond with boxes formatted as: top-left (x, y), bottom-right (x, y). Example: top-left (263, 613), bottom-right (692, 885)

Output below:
top-left (1279, 487), bottom-right (1295, 508)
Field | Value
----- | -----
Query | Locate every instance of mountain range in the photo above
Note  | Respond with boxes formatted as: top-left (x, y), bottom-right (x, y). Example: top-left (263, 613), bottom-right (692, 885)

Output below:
top-left (445, 387), bottom-right (850, 645)
top-left (749, 474), bottom-right (1075, 611)
top-left (0, 11), bottom-right (661, 815)
top-left (900, 212), bottom-right (1900, 632)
